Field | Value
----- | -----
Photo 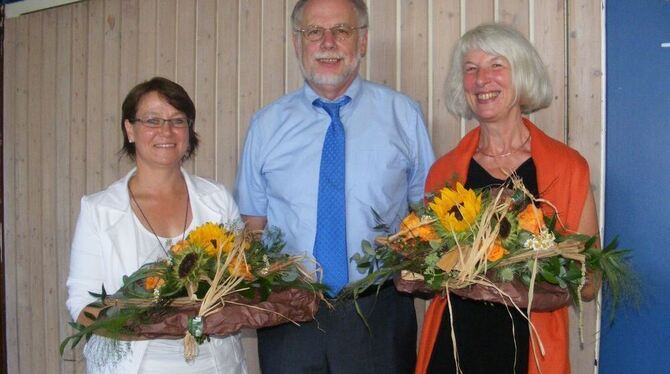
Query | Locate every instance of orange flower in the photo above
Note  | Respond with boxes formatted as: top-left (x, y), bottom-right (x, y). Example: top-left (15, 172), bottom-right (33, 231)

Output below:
top-left (486, 242), bottom-right (508, 262)
top-left (401, 212), bottom-right (439, 241)
top-left (228, 256), bottom-right (254, 281)
top-left (170, 240), bottom-right (190, 255)
top-left (518, 204), bottom-right (545, 235)
top-left (144, 276), bottom-right (165, 291)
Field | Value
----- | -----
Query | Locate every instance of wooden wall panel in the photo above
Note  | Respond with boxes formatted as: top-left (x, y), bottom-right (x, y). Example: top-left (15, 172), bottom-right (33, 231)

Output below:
top-left (3, 17), bottom-right (19, 374)
top-left (284, 0), bottom-right (303, 93)
top-left (68, 7), bottom-right (89, 371)
top-left (499, 0), bottom-right (529, 33)
top-left (40, 10), bottom-right (60, 373)
top-left (102, 0), bottom-right (122, 186)
top-left (567, 1), bottom-right (604, 371)
top-left (175, 0), bottom-right (197, 174)
top-left (194, 0), bottom-right (218, 179)
top-left (400, 0), bottom-right (429, 115)
top-left (157, 0), bottom-right (177, 78)
top-left (55, 7), bottom-right (74, 373)
top-left (367, 0), bottom-right (397, 88)
top-left (27, 13), bottom-right (45, 373)
top-left (3, 1), bottom-right (603, 373)
top-left (85, 0), bottom-right (103, 193)
top-left (238, 0), bottom-right (262, 166)
top-left (533, 0), bottom-right (567, 142)
top-left (216, 0), bottom-right (240, 187)
top-left (431, 0), bottom-right (460, 157)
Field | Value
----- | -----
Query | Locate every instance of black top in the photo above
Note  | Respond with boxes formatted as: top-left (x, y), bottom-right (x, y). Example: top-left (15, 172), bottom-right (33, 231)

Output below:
top-left (427, 157), bottom-right (538, 374)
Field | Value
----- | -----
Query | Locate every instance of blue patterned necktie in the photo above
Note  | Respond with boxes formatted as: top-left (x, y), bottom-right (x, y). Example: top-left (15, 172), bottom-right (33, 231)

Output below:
top-left (312, 96), bottom-right (351, 297)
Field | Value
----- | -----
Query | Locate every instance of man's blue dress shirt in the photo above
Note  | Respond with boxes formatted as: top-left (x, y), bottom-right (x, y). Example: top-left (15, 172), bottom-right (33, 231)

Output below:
top-left (235, 77), bottom-right (436, 283)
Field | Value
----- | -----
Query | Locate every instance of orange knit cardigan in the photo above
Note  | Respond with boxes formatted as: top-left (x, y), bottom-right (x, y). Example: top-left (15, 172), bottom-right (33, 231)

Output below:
top-left (416, 118), bottom-right (591, 374)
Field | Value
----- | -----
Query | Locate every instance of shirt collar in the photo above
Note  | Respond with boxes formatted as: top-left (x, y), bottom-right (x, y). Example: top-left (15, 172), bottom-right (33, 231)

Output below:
top-left (302, 76), bottom-right (362, 107)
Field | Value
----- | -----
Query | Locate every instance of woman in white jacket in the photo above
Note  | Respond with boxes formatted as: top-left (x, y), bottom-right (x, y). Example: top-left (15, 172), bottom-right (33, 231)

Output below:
top-left (66, 77), bottom-right (248, 373)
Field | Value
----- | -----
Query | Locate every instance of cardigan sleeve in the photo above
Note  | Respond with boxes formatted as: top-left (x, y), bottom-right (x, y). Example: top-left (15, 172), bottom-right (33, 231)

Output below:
top-left (65, 196), bottom-right (106, 321)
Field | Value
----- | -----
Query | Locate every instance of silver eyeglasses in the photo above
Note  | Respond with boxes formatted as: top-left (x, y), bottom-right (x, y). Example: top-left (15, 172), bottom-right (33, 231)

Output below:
top-left (131, 117), bottom-right (193, 129)
top-left (294, 24), bottom-right (368, 42)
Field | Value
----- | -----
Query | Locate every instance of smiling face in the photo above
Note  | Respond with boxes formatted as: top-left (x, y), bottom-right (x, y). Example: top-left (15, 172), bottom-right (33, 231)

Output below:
top-left (293, 0), bottom-right (368, 99)
top-left (462, 49), bottom-right (520, 124)
top-left (124, 91), bottom-right (190, 170)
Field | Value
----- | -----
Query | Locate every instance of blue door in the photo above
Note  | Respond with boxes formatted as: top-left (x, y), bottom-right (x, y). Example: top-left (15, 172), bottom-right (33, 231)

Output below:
top-left (601, 1), bottom-right (670, 371)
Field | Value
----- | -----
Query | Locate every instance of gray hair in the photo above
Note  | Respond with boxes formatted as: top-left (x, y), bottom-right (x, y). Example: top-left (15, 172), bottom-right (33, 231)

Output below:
top-left (291, 0), bottom-right (369, 29)
top-left (445, 23), bottom-right (553, 119)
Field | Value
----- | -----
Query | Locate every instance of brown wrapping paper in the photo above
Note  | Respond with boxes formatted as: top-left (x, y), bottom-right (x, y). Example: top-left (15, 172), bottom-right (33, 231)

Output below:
top-left (395, 272), bottom-right (570, 312)
top-left (128, 287), bottom-right (320, 339)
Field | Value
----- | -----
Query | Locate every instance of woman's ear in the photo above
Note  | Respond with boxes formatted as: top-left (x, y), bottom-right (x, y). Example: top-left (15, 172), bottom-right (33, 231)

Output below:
top-left (124, 119), bottom-right (135, 143)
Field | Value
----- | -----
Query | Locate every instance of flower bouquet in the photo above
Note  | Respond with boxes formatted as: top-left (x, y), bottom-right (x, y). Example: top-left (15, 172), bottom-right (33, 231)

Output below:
top-left (60, 222), bottom-right (325, 361)
top-left (343, 178), bottom-right (637, 321)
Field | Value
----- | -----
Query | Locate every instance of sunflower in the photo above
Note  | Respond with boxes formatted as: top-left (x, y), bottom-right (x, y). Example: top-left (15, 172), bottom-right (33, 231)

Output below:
top-left (187, 222), bottom-right (236, 257)
top-left (400, 212), bottom-right (439, 241)
top-left (169, 244), bottom-right (211, 289)
top-left (497, 212), bottom-right (520, 249)
top-left (429, 183), bottom-right (482, 233)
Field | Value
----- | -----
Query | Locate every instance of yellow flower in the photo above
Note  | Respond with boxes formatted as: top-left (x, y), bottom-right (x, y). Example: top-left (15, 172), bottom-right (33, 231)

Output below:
top-left (401, 212), bottom-right (439, 241)
top-left (144, 276), bottom-right (165, 291)
top-left (518, 204), bottom-right (545, 235)
top-left (228, 256), bottom-right (254, 281)
top-left (170, 240), bottom-right (190, 255)
top-left (429, 183), bottom-right (481, 233)
top-left (187, 222), bottom-right (236, 257)
top-left (486, 241), bottom-right (508, 262)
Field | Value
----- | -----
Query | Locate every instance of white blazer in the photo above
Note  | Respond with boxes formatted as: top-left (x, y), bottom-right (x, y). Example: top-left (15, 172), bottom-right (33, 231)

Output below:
top-left (66, 168), bottom-right (245, 373)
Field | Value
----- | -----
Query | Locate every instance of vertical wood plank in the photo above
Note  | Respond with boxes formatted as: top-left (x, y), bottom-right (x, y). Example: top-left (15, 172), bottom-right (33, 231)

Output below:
top-left (532, 0), bottom-right (566, 141)
top-left (86, 0), bottom-right (104, 193)
top-left (103, 0), bottom-right (122, 186)
top-left (118, 0), bottom-right (139, 176)
top-left (400, 0), bottom-right (429, 115)
top-left (157, 0), bottom-right (177, 79)
top-left (3, 18), bottom-right (20, 374)
top-left (464, 0), bottom-right (495, 28)
top-left (261, 0), bottom-right (286, 107)
top-left (70, 3), bottom-right (90, 371)
top-left (216, 0), bottom-right (240, 188)
top-left (285, 0), bottom-right (303, 93)
top-left (567, 0), bottom-right (603, 371)
top-left (120, 0), bottom-right (139, 95)
top-left (431, 0), bottom-right (461, 157)
top-left (40, 9), bottom-right (60, 373)
top-left (238, 0), bottom-right (262, 163)
top-left (27, 12), bottom-right (45, 373)
top-left (356, 0), bottom-right (368, 79)
top-left (367, 0), bottom-right (397, 88)
top-left (176, 0), bottom-right (197, 174)
top-left (137, 0), bottom-right (157, 80)
top-left (498, 0), bottom-right (529, 34)
top-left (194, 0), bottom-right (218, 179)
top-left (463, 0), bottom-right (495, 133)
top-left (12, 16), bottom-right (31, 374)
top-left (55, 6), bottom-right (75, 373)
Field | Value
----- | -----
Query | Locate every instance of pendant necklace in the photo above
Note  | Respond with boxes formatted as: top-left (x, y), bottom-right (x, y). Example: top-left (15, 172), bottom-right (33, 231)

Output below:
top-left (129, 183), bottom-right (190, 257)
top-left (477, 133), bottom-right (531, 158)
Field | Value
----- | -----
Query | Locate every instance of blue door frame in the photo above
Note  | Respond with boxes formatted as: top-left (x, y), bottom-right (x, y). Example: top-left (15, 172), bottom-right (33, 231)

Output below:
top-left (601, 1), bottom-right (670, 371)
